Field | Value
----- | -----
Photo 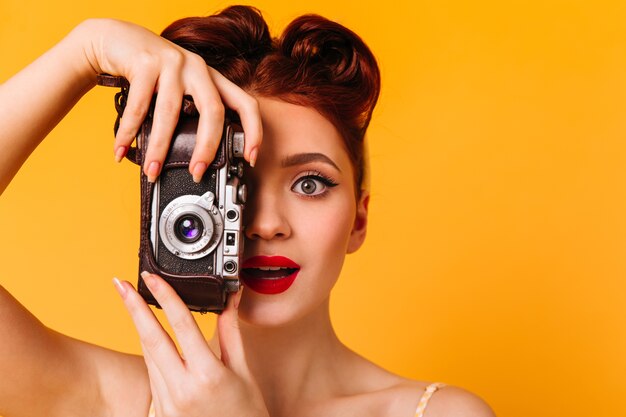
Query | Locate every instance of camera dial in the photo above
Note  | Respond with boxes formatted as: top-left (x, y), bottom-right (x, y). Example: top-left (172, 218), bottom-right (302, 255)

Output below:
top-left (159, 191), bottom-right (224, 259)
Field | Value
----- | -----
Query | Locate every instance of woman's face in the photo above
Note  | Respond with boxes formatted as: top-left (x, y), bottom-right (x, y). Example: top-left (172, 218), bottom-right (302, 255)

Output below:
top-left (238, 97), bottom-right (368, 327)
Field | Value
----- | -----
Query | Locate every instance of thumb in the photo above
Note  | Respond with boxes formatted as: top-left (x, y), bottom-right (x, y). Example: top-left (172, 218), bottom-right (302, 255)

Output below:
top-left (217, 287), bottom-right (249, 376)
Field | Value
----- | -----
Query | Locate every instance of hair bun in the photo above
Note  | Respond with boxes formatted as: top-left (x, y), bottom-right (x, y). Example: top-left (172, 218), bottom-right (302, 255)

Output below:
top-left (281, 15), bottom-right (379, 94)
top-left (282, 16), bottom-right (355, 82)
top-left (159, 6), bottom-right (380, 192)
top-left (161, 6), bottom-right (273, 83)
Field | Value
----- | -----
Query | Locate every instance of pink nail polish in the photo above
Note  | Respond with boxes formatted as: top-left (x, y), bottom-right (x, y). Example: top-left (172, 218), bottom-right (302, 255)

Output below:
top-left (192, 162), bottom-right (207, 183)
top-left (249, 148), bottom-right (258, 168)
top-left (114, 146), bottom-right (127, 163)
top-left (140, 271), bottom-right (156, 288)
top-left (146, 161), bottom-right (160, 183)
top-left (234, 288), bottom-right (243, 309)
top-left (113, 277), bottom-right (127, 299)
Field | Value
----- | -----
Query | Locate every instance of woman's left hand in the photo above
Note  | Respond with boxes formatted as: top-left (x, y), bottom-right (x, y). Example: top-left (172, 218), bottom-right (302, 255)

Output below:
top-left (113, 272), bottom-right (269, 417)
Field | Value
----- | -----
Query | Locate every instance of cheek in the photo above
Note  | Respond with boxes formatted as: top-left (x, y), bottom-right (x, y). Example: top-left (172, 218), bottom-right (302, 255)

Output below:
top-left (296, 194), bottom-right (356, 269)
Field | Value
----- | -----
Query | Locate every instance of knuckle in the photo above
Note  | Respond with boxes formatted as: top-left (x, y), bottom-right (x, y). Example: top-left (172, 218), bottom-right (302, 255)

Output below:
top-left (171, 387), bottom-right (188, 406)
top-left (196, 365), bottom-right (223, 387)
top-left (188, 52), bottom-right (207, 69)
top-left (142, 331), bottom-right (163, 352)
top-left (200, 136), bottom-right (219, 153)
top-left (171, 313), bottom-right (194, 334)
top-left (146, 138), bottom-right (170, 157)
top-left (125, 300), bottom-right (141, 317)
top-left (213, 105), bottom-right (226, 122)
top-left (204, 98), bottom-right (225, 119)
top-left (122, 102), bottom-right (146, 122)
top-left (156, 98), bottom-right (181, 118)
top-left (194, 370), bottom-right (213, 387)
top-left (116, 126), bottom-right (137, 143)
top-left (194, 143), bottom-right (218, 164)
top-left (154, 285), bottom-right (172, 304)
top-left (225, 89), bottom-right (256, 114)
top-left (136, 52), bottom-right (159, 70)
top-left (171, 383), bottom-right (199, 409)
top-left (250, 96), bottom-right (261, 114)
top-left (243, 94), bottom-right (260, 112)
top-left (163, 48), bottom-right (185, 68)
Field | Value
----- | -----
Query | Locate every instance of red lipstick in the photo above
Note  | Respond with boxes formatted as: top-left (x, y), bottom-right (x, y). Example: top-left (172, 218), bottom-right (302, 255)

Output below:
top-left (241, 256), bottom-right (300, 294)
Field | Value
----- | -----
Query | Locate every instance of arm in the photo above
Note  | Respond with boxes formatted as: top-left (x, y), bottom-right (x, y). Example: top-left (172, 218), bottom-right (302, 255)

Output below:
top-left (0, 284), bottom-right (154, 417)
top-left (0, 18), bottom-right (262, 195)
top-left (0, 21), bottom-right (95, 194)
top-left (0, 18), bottom-right (263, 417)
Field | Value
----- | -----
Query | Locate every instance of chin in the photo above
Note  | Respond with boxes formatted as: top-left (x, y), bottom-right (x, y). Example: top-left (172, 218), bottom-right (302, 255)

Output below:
top-left (238, 299), bottom-right (293, 328)
top-left (237, 294), bottom-right (314, 329)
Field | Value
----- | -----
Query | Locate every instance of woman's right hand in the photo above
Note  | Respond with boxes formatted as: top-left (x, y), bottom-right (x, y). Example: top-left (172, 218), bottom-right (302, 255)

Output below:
top-left (0, 18), bottom-right (261, 194)
top-left (114, 274), bottom-right (270, 417)
top-left (79, 18), bottom-right (262, 182)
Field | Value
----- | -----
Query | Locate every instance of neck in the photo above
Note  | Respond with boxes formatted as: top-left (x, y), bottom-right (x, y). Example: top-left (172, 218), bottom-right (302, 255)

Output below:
top-left (208, 297), bottom-right (353, 415)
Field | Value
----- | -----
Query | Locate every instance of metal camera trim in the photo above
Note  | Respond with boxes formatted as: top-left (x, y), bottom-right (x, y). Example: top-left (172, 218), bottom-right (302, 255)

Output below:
top-left (158, 191), bottom-right (224, 260)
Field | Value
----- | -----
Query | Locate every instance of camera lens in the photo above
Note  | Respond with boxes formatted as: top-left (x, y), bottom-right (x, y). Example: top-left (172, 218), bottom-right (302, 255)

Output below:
top-left (174, 214), bottom-right (204, 243)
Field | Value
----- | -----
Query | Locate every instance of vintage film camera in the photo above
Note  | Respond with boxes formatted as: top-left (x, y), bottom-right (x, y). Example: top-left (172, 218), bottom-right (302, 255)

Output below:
top-left (98, 75), bottom-right (246, 313)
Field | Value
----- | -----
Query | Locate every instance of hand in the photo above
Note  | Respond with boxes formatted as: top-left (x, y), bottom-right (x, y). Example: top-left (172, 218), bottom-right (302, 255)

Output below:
top-left (79, 19), bottom-right (262, 181)
top-left (113, 273), bottom-right (269, 417)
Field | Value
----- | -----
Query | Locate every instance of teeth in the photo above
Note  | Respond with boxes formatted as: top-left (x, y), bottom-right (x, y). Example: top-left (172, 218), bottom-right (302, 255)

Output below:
top-left (258, 266), bottom-right (288, 271)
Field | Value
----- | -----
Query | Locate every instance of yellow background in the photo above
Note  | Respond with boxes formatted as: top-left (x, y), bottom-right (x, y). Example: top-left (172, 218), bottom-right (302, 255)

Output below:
top-left (1, 1), bottom-right (625, 416)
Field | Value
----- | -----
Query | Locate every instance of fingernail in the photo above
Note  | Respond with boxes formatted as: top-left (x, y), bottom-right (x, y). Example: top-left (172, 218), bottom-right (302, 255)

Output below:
top-left (114, 146), bottom-right (127, 163)
top-left (140, 271), bottom-right (159, 291)
top-left (249, 147), bottom-right (258, 168)
top-left (113, 277), bottom-right (127, 299)
top-left (140, 271), bottom-right (155, 288)
top-left (146, 161), bottom-right (160, 183)
top-left (192, 162), bottom-right (207, 183)
top-left (233, 288), bottom-right (243, 309)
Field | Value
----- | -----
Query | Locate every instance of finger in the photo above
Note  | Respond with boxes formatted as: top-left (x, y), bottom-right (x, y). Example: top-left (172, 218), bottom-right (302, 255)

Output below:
top-left (140, 272), bottom-right (218, 368)
top-left (141, 341), bottom-right (168, 414)
top-left (217, 287), bottom-right (249, 377)
top-left (207, 67), bottom-right (263, 167)
top-left (143, 71), bottom-right (184, 182)
top-left (114, 74), bottom-right (159, 155)
top-left (112, 277), bottom-right (185, 378)
top-left (185, 66), bottom-right (225, 182)
top-left (142, 340), bottom-right (169, 395)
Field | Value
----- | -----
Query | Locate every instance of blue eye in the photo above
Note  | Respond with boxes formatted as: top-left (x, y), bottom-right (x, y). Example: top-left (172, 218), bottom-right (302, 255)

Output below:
top-left (291, 172), bottom-right (338, 197)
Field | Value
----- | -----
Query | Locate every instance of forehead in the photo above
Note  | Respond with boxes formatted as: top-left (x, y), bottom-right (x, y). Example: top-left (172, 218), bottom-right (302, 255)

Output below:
top-left (255, 97), bottom-right (352, 169)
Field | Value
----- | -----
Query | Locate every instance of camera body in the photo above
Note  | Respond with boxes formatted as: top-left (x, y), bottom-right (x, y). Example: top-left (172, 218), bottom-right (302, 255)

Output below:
top-left (98, 74), bottom-right (246, 313)
top-left (138, 115), bottom-right (246, 313)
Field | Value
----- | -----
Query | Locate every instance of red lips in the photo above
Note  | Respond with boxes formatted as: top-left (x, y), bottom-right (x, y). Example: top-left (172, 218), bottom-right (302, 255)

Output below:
top-left (240, 256), bottom-right (300, 294)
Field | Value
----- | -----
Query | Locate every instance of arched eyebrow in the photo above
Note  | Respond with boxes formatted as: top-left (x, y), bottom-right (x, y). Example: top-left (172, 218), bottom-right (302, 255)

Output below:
top-left (280, 152), bottom-right (341, 172)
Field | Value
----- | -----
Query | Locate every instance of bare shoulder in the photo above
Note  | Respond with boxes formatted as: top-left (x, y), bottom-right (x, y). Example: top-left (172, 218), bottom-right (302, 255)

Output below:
top-left (424, 384), bottom-right (496, 417)
top-left (53, 331), bottom-right (152, 417)
top-left (372, 378), bottom-right (495, 417)
top-left (333, 349), bottom-right (495, 417)
top-left (0, 285), bottom-right (149, 417)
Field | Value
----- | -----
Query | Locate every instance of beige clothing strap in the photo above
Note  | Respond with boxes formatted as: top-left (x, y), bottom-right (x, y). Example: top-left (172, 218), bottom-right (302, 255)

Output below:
top-left (415, 382), bottom-right (446, 417)
top-left (148, 383), bottom-right (448, 417)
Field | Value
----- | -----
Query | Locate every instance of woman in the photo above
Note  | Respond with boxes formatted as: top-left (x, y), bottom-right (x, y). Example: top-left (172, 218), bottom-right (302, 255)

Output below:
top-left (0, 5), bottom-right (495, 417)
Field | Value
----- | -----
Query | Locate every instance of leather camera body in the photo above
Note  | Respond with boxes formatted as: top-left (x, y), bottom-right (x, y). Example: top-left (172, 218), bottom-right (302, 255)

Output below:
top-left (98, 75), bottom-right (246, 313)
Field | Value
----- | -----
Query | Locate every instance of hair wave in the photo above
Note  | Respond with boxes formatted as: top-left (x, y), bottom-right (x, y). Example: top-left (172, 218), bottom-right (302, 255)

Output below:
top-left (161, 5), bottom-right (380, 193)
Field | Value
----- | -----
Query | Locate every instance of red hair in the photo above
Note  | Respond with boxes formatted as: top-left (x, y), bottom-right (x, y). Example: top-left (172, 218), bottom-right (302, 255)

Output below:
top-left (161, 5), bottom-right (381, 194)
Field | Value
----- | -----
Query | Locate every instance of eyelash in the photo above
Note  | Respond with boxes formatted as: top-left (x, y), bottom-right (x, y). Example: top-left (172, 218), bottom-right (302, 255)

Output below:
top-left (291, 170), bottom-right (339, 198)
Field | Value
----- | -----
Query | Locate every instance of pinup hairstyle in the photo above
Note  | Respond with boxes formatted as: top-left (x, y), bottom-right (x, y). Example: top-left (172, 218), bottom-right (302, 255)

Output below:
top-left (161, 5), bottom-right (380, 196)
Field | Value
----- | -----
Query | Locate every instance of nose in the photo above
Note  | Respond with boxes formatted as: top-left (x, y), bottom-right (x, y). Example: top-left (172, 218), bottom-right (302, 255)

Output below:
top-left (244, 186), bottom-right (291, 241)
